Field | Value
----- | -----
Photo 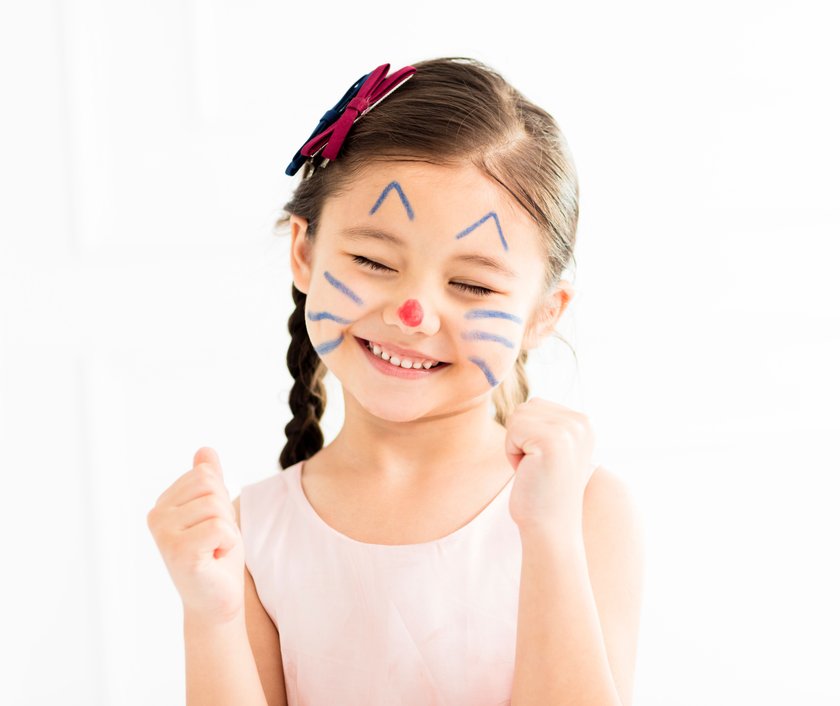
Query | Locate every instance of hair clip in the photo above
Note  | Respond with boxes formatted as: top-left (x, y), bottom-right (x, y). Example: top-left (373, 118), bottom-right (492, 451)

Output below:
top-left (285, 62), bottom-right (416, 177)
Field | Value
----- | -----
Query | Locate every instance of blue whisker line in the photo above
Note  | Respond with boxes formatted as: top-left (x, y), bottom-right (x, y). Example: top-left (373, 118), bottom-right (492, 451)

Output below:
top-left (324, 271), bottom-right (363, 305)
top-left (461, 331), bottom-right (515, 348)
top-left (464, 309), bottom-right (523, 325)
top-left (369, 180), bottom-right (415, 220)
top-left (468, 356), bottom-right (499, 387)
top-left (454, 211), bottom-right (508, 251)
top-left (314, 334), bottom-right (344, 356)
top-left (307, 311), bottom-right (354, 324)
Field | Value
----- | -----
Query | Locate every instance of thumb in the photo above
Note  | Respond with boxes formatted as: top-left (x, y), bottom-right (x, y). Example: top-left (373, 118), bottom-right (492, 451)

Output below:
top-left (193, 446), bottom-right (223, 477)
top-left (504, 430), bottom-right (524, 472)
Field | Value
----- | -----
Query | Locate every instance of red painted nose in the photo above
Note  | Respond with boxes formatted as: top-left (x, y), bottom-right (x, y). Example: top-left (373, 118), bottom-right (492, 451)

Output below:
top-left (397, 299), bottom-right (423, 326)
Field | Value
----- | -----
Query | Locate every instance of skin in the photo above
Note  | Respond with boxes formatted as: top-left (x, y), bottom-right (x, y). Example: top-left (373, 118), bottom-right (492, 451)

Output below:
top-left (288, 159), bottom-right (575, 498)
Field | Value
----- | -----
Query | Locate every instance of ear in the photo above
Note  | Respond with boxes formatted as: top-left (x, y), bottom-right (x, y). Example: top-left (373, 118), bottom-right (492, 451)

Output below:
top-left (289, 214), bottom-right (314, 294)
top-left (521, 280), bottom-right (575, 351)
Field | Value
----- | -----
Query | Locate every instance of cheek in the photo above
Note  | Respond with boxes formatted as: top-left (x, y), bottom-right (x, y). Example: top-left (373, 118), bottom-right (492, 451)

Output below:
top-left (459, 319), bottom-right (522, 389)
top-left (303, 270), bottom-right (367, 356)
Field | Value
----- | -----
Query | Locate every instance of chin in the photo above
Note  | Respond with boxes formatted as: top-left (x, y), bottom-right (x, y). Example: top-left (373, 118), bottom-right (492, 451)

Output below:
top-left (355, 395), bottom-right (436, 424)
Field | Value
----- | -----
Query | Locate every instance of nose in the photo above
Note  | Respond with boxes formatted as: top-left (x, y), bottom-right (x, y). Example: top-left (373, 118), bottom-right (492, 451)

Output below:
top-left (385, 296), bottom-right (440, 335)
top-left (398, 299), bottom-right (423, 327)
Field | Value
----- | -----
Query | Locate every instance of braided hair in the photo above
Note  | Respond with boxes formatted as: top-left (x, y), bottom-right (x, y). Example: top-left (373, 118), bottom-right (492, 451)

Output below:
top-left (279, 283), bottom-right (328, 469)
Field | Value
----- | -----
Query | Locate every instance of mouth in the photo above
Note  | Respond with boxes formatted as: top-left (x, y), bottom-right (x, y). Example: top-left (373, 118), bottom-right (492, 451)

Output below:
top-left (354, 336), bottom-right (451, 376)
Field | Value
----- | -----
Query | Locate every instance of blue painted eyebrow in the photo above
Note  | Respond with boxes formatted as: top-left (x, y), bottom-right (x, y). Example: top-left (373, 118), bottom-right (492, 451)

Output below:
top-left (454, 211), bottom-right (509, 251)
top-left (369, 181), bottom-right (415, 220)
top-left (464, 309), bottom-right (523, 325)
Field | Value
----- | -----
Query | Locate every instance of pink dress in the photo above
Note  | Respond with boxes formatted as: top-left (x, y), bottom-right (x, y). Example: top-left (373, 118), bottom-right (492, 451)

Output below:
top-left (239, 458), bottom-right (543, 706)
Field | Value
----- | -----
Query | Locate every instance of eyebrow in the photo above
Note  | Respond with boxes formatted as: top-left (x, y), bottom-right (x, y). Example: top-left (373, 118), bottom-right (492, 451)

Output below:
top-left (340, 225), bottom-right (517, 278)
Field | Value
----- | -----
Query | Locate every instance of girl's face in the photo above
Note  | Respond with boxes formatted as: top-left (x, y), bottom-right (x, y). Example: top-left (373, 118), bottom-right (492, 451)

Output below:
top-left (289, 160), bottom-right (572, 423)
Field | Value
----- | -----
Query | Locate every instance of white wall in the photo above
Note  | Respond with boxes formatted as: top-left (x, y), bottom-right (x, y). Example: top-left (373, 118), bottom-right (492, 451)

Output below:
top-left (1, 1), bottom-right (838, 704)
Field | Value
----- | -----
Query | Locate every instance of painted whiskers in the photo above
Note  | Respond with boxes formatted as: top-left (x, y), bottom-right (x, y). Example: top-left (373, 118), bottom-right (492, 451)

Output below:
top-left (308, 179), bottom-right (523, 387)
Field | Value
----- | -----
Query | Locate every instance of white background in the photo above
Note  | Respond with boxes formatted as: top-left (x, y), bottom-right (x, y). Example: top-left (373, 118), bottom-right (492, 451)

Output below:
top-left (1, 1), bottom-right (838, 704)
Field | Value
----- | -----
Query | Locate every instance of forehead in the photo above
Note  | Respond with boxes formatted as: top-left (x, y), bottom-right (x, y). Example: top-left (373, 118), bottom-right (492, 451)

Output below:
top-left (320, 160), bottom-right (543, 259)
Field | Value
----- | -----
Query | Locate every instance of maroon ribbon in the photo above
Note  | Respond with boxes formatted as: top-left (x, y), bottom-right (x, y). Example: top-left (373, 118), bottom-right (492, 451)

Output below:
top-left (300, 63), bottom-right (416, 162)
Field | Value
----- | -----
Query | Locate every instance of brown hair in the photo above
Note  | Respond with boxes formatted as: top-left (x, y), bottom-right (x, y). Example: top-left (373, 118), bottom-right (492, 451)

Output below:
top-left (275, 57), bottom-right (579, 470)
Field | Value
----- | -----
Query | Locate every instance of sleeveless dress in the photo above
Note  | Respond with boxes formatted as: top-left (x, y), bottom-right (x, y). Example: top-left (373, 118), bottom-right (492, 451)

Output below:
top-left (239, 458), bottom-right (587, 706)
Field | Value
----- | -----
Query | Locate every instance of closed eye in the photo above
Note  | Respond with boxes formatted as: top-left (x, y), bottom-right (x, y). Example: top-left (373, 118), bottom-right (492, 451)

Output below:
top-left (350, 255), bottom-right (494, 297)
top-left (352, 255), bottom-right (393, 273)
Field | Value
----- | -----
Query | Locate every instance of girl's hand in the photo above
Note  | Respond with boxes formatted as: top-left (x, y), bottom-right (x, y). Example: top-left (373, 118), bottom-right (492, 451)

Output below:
top-left (146, 447), bottom-right (245, 624)
top-left (505, 397), bottom-right (596, 532)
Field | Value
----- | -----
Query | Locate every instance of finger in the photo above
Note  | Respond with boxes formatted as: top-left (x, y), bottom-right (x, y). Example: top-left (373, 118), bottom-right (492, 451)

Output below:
top-left (504, 429), bottom-right (526, 471)
top-left (155, 465), bottom-right (228, 514)
top-left (193, 447), bottom-right (223, 478)
top-left (505, 418), bottom-right (547, 460)
top-left (183, 515), bottom-right (238, 560)
top-left (177, 493), bottom-right (237, 531)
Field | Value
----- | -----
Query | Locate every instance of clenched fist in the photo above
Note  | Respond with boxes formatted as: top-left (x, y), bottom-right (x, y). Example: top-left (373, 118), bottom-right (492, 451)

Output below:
top-left (146, 447), bottom-right (244, 623)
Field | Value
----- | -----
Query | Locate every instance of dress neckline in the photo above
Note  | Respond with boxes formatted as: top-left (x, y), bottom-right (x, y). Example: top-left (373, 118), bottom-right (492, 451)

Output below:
top-left (289, 459), bottom-right (516, 551)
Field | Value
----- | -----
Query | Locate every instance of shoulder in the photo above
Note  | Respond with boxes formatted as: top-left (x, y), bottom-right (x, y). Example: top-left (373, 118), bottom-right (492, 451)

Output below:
top-left (581, 464), bottom-right (646, 610)
top-left (583, 465), bottom-right (643, 532)
top-left (235, 468), bottom-right (298, 530)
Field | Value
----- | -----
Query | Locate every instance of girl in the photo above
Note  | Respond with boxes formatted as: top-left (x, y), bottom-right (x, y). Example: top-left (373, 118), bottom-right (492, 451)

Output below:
top-left (148, 57), bottom-right (644, 706)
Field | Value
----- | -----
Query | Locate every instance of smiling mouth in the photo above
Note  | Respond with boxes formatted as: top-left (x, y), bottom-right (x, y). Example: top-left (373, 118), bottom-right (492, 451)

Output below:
top-left (354, 336), bottom-right (451, 369)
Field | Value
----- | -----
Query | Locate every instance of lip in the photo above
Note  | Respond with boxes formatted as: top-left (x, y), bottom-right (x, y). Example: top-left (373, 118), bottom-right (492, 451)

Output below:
top-left (355, 336), bottom-right (451, 379)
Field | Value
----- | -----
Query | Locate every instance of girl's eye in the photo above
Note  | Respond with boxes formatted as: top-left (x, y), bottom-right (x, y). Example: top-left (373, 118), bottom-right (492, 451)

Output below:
top-left (352, 255), bottom-right (393, 272)
top-left (450, 282), bottom-right (493, 297)
top-left (351, 256), bottom-right (495, 298)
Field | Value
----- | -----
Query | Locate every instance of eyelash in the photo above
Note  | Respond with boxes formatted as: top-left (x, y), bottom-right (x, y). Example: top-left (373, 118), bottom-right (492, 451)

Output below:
top-left (351, 255), bottom-right (494, 297)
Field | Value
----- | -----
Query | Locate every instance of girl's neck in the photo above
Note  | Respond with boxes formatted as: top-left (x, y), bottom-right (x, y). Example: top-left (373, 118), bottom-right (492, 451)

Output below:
top-left (322, 390), bottom-right (508, 486)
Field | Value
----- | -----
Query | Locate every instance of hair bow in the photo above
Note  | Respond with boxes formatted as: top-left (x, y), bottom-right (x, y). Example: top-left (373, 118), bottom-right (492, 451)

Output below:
top-left (285, 62), bottom-right (416, 177)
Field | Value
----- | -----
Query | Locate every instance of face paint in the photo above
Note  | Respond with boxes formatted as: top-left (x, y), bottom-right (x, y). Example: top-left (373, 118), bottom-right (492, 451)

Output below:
top-left (454, 211), bottom-right (509, 251)
top-left (311, 271), bottom-right (365, 356)
top-left (307, 311), bottom-right (354, 324)
top-left (323, 270), bottom-right (364, 305)
top-left (462, 307), bottom-right (524, 388)
top-left (467, 356), bottom-right (499, 387)
top-left (369, 180), bottom-right (415, 221)
top-left (314, 334), bottom-right (345, 356)
top-left (397, 298), bottom-right (423, 326)
top-left (460, 330), bottom-right (515, 348)
top-left (464, 308), bottom-right (524, 325)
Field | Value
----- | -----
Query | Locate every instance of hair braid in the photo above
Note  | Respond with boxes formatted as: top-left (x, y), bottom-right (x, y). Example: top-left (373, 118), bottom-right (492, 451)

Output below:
top-left (279, 283), bottom-right (328, 470)
top-left (491, 349), bottom-right (530, 427)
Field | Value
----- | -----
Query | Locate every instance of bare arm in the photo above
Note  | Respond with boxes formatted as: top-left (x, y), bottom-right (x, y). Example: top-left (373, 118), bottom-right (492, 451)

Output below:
top-left (510, 466), bottom-right (645, 706)
top-left (184, 608), bottom-right (269, 706)
top-left (182, 493), bottom-right (287, 706)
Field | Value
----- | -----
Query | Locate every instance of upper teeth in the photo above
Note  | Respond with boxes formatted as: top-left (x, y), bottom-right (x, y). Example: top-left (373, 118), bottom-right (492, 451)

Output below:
top-left (367, 341), bottom-right (441, 369)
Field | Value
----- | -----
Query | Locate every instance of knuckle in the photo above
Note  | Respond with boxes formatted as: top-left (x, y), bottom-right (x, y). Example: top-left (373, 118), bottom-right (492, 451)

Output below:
top-left (192, 477), bottom-right (217, 497)
top-left (209, 516), bottom-right (228, 532)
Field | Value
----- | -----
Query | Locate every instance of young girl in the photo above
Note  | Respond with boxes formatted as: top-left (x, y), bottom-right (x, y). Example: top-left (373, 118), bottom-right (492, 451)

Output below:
top-left (148, 57), bottom-right (644, 706)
